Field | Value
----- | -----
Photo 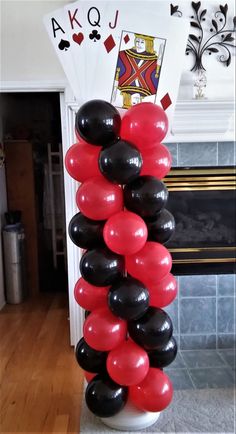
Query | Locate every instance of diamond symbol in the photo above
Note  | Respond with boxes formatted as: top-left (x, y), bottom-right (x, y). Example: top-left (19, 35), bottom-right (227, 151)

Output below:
top-left (160, 93), bottom-right (172, 111)
top-left (124, 34), bottom-right (130, 44)
top-left (104, 35), bottom-right (116, 53)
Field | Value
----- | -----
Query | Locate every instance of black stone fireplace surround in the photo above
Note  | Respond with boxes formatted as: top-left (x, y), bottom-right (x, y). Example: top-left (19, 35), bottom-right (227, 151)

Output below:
top-left (164, 167), bottom-right (236, 275)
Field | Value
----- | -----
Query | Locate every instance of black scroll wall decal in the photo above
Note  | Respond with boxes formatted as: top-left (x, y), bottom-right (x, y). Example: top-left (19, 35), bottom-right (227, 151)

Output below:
top-left (171, 2), bottom-right (236, 71)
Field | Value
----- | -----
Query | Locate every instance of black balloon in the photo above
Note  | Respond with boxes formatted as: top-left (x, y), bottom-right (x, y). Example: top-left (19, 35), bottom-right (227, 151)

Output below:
top-left (69, 212), bottom-right (105, 249)
top-left (99, 139), bottom-right (142, 184)
top-left (124, 176), bottom-right (168, 219)
top-left (85, 374), bottom-right (128, 417)
top-left (146, 209), bottom-right (175, 244)
top-left (128, 307), bottom-right (173, 350)
top-left (85, 310), bottom-right (91, 319)
top-left (75, 338), bottom-right (107, 373)
top-left (108, 276), bottom-right (149, 320)
top-left (75, 99), bottom-right (121, 147)
top-left (148, 336), bottom-right (178, 368)
top-left (80, 248), bottom-right (125, 287)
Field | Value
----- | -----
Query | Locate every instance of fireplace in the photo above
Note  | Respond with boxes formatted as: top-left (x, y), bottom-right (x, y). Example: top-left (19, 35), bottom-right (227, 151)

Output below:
top-left (164, 167), bottom-right (236, 275)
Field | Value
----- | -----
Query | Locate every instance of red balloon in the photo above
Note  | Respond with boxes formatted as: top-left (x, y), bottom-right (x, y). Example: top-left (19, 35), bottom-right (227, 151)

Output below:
top-left (84, 371), bottom-right (97, 382)
top-left (126, 241), bottom-right (172, 285)
top-left (65, 143), bottom-right (102, 182)
top-left (141, 143), bottom-right (172, 179)
top-left (103, 211), bottom-right (148, 255)
top-left (120, 103), bottom-right (168, 151)
top-left (76, 177), bottom-right (124, 220)
top-left (148, 273), bottom-right (177, 308)
top-left (83, 307), bottom-right (127, 351)
top-left (107, 339), bottom-right (149, 386)
top-left (129, 368), bottom-right (173, 412)
top-left (74, 278), bottom-right (109, 311)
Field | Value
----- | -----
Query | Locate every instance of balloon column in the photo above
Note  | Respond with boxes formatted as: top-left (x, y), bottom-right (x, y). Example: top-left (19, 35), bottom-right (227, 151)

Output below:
top-left (65, 100), bottom-right (177, 426)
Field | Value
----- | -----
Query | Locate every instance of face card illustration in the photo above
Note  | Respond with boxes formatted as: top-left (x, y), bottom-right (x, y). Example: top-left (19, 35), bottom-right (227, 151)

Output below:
top-left (111, 31), bottom-right (166, 109)
top-left (91, 9), bottom-right (189, 128)
top-left (43, 7), bottom-right (81, 100)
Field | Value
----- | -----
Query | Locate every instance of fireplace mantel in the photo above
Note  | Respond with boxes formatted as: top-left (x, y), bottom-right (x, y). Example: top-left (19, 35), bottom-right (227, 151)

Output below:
top-left (165, 100), bottom-right (235, 142)
top-left (166, 99), bottom-right (234, 143)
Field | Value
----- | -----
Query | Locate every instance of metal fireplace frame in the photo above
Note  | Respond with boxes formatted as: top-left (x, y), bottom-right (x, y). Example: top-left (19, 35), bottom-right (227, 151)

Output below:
top-left (164, 167), bottom-right (236, 275)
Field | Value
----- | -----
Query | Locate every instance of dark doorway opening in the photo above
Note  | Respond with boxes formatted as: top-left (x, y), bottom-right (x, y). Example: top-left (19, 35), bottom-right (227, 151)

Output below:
top-left (1, 92), bottom-right (68, 294)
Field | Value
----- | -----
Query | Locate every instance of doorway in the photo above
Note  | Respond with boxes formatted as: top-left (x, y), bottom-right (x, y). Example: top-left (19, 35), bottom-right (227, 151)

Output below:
top-left (1, 92), bottom-right (68, 294)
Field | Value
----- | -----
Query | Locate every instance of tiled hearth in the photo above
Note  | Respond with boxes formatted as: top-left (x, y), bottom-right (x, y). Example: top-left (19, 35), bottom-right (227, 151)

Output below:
top-left (166, 349), bottom-right (235, 390)
top-left (165, 141), bottom-right (235, 167)
top-left (165, 275), bottom-right (235, 350)
top-left (164, 141), bottom-right (236, 352)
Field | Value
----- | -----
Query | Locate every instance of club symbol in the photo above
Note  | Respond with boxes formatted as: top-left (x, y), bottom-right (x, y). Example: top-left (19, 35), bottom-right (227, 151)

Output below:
top-left (89, 30), bottom-right (101, 42)
top-left (58, 39), bottom-right (70, 51)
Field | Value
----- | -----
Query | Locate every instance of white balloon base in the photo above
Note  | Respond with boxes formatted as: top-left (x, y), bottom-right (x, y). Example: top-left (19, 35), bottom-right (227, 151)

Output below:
top-left (100, 400), bottom-right (160, 431)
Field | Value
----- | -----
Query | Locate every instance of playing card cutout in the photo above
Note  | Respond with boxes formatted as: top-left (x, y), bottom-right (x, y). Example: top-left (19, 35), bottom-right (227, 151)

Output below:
top-left (104, 35), bottom-right (116, 53)
top-left (73, 32), bottom-right (84, 45)
top-left (160, 93), bottom-right (172, 110)
top-left (58, 39), bottom-right (70, 51)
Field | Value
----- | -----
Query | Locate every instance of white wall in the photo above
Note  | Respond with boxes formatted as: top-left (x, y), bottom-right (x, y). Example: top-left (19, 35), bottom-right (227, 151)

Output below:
top-left (0, 0), bottom-right (71, 83)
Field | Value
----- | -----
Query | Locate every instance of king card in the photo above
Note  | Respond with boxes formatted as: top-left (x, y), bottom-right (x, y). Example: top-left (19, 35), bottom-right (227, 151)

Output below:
top-left (90, 5), bottom-right (189, 128)
top-left (111, 31), bottom-right (166, 109)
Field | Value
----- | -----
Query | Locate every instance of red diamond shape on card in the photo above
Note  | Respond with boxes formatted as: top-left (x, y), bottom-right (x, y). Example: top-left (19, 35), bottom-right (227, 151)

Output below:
top-left (160, 93), bottom-right (172, 111)
top-left (124, 34), bottom-right (130, 44)
top-left (104, 35), bottom-right (116, 53)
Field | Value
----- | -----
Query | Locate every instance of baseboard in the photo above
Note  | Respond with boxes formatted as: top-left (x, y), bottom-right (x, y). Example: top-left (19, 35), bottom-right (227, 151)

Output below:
top-left (0, 300), bottom-right (6, 311)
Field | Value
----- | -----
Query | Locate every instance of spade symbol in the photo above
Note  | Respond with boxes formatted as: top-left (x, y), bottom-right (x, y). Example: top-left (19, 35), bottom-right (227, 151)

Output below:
top-left (58, 39), bottom-right (70, 51)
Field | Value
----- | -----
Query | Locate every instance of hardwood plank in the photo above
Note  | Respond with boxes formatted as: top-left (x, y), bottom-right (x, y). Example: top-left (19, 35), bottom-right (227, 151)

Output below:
top-left (52, 415), bottom-right (69, 433)
top-left (0, 293), bottom-right (84, 434)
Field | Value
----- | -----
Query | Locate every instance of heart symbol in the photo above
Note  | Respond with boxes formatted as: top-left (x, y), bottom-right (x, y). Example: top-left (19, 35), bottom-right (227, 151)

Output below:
top-left (73, 32), bottom-right (84, 45)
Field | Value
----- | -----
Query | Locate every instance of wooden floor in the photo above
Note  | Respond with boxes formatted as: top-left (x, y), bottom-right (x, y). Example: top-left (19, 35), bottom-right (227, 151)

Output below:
top-left (0, 292), bottom-right (84, 434)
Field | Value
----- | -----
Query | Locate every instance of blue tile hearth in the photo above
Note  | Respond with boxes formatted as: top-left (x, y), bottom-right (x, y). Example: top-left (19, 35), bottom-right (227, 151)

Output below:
top-left (168, 352), bottom-right (186, 369)
top-left (188, 367), bottom-right (234, 389)
top-left (178, 142), bottom-right (217, 166)
top-left (218, 141), bottom-right (236, 166)
top-left (165, 143), bottom-right (178, 167)
top-left (180, 334), bottom-right (216, 350)
top-left (217, 274), bottom-right (235, 297)
top-left (179, 275), bottom-right (216, 298)
top-left (166, 350), bottom-right (236, 390)
top-left (166, 368), bottom-right (194, 390)
top-left (218, 350), bottom-right (236, 370)
top-left (217, 334), bottom-right (236, 349)
top-left (181, 350), bottom-right (227, 368)
top-left (217, 297), bottom-right (235, 334)
top-left (180, 298), bottom-right (216, 334)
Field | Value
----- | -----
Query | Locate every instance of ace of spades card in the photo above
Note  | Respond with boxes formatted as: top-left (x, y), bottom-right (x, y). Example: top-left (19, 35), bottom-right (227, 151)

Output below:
top-left (90, 6), bottom-right (189, 126)
top-left (43, 7), bottom-right (81, 101)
